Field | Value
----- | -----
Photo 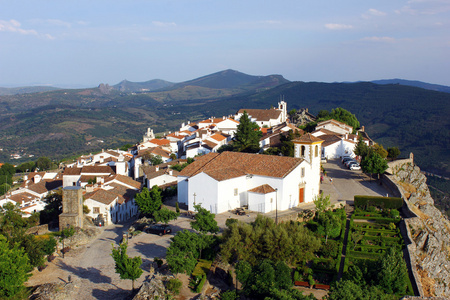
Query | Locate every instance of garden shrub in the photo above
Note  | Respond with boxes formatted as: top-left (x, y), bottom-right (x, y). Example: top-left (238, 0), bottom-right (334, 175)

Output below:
top-left (166, 278), bottom-right (182, 295)
top-left (354, 195), bottom-right (403, 210)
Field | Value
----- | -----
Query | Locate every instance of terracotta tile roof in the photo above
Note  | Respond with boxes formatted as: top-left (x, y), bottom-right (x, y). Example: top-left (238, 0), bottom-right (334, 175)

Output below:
top-left (237, 109), bottom-right (281, 121)
top-left (209, 133), bottom-right (226, 142)
top-left (293, 133), bottom-right (324, 144)
top-left (104, 174), bottom-right (141, 190)
top-left (85, 189), bottom-right (118, 205)
top-left (149, 139), bottom-right (170, 146)
top-left (316, 119), bottom-right (353, 130)
top-left (203, 140), bottom-right (218, 150)
top-left (63, 167), bottom-right (82, 175)
top-left (318, 135), bottom-right (343, 147)
top-left (179, 152), bottom-right (303, 181)
top-left (81, 165), bottom-right (115, 174)
top-left (106, 183), bottom-right (138, 202)
top-left (145, 167), bottom-right (179, 180)
top-left (26, 179), bottom-right (62, 194)
top-left (106, 150), bottom-right (120, 157)
top-left (313, 128), bottom-right (338, 136)
top-left (137, 147), bottom-right (171, 159)
top-left (8, 192), bottom-right (39, 204)
top-left (248, 184), bottom-right (276, 194)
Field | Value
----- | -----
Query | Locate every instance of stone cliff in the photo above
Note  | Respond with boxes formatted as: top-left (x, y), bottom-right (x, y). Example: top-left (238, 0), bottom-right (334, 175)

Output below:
top-left (387, 159), bottom-right (450, 297)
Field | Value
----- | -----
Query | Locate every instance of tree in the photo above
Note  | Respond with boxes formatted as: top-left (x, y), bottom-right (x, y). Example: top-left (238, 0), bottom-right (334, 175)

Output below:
top-left (153, 207), bottom-right (179, 224)
top-left (39, 190), bottom-right (63, 224)
top-left (191, 204), bottom-right (219, 234)
top-left (376, 248), bottom-right (408, 294)
top-left (0, 235), bottom-right (31, 298)
top-left (150, 154), bottom-right (163, 166)
top-left (316, 108), bottom-right (360, 133)
top-left (328, 280), bottom-right (364, 300)
top-left (387, 147), bottom-right (401, 161)
top-left (134, 186), bottom-right (162, 215)
top-left (111, 242), bottom-right (143, 291)
top-left (361, 152), bottom-right (388, 180)
top-left (373, 144), bottom-right (388, 159)
top-left (354, 136), bottom-right (371, 161)
top-left (120, 143), bottom-right (133, 151)
top-left (166, 230), bottom-right (202, 274)
top-left (35, 157), bottom-right (53, 171)
top-left (234, 111), bottom-right (262, 153)
top-left (313, 193), bottom-right (331, 213)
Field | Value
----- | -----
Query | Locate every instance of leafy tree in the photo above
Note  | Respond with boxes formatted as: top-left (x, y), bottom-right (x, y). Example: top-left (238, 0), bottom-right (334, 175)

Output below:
top-left (111, 242), bottom-right (143, 291)
top-left (0, 163), bottom-right (15, 177)
top-left (361, 152), bottom-right (388, 180)
top-left (119, 143), bottom-right (133, 151)
top-left (42, 236), bottom-right (57, 256)
top-left (387, 147), bottom-right (401, 160)
top-left (35, 157), bottom-right (53, 171)
top-left (316, 210), bottom-right (341, 243)
top-left (354, 136), bottom-right (371, 161)
top-left (217, 144), bottom-right (235, 153)
top-left (328, 280), bottom-right (364, 300)
top-left (221, 215), bottom-right (320, 265)
top-left (16, 161), bottom-right (36, 173)
top-left (316, 107), bottom-right (360, 133)
top-left (313, 192), bottom-right (331, 213)
top-left (39, 190), bottom-right (63, 224)
top-left (166, 230), bottom-right (201, 274)
top-left (0, 235), bottom-right (31, 298)
top-left (166, 278), bottom-right (182, 295)
top-left (0, 202), bottom-right (28, 240)
top-left (373, 144), bottom-right (388, 159)
top-left (376, 248), bottom-right (408, 294)
top-left (191, 204), bottom-right (219, 234)
top-left (134, 186), bottom-right (162, 215)
top-left (234, 111), bottom-right (262, 153)
top-left (150, 154), bottom-right (163, 166)
top-left (153, 207), bottom-right (179, 224)
top-left (0, 183), bottom-right (11, 196)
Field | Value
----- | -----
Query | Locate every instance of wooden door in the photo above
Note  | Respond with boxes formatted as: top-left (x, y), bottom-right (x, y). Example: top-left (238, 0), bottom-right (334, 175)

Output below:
top-left (299, 188), bottom-right (304, 203)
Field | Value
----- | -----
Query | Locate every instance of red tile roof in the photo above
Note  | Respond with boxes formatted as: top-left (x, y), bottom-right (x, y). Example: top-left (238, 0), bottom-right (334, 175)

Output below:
top-left (293, 133), bottom-right (324, 144)
top-left (237, 109), bottom-right (281, 121)
top-left (84, 189), bottom-right (118, 205)
top-left (63, 167), bottom-right (82, 175)
top-left (179, 152), bottom-right (303, 181)
top-left (248, 184), bottom-right (276, 194)
top-left (81, 165), bottom-right (115, 174)
top-left (8, 192), bottom-right (39, 204)
top-left (104, 174), bottom-right (141, 190)
top-left (149, 139), bottom-right (170, 146)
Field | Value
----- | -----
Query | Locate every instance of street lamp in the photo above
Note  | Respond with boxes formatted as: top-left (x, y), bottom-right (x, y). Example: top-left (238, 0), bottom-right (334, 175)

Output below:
top-left (275, 188), bottom-right (278, 225)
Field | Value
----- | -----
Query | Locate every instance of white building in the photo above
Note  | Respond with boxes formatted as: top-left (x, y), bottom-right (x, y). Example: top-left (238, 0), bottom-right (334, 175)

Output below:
top-left (235, 100), bottom-right (287, 128)
top-left (315, 119), bottom-right (353, 135)
top-left (177, 142), bottom-right (322, 214)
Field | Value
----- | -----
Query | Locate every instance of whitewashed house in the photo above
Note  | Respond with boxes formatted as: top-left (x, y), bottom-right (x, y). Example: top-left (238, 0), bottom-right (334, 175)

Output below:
top-left (177, 143), bottom-right (322, 214)
top-left (235, 100), bottom-right (287, 128)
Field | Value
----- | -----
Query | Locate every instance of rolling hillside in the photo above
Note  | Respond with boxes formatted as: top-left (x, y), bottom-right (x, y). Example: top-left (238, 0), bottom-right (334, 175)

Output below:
top-left (0, 71), bottom-right (449, 178)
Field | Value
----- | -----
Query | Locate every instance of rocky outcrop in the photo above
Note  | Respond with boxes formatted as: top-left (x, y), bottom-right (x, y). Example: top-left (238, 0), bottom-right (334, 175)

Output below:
top-left (133, 274), bottom-right (167, 300)
top-left (390, 161), bottom-right (450, 297)
top-left (30, 282), bottom-right (75, 300)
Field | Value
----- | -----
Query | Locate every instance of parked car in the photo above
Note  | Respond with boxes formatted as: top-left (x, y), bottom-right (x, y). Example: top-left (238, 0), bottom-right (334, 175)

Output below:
top-left (347, 161), bottom-right (359, 168)
top-left (146, 224), bottom-right (172, 236)
top-left (342, 157), bottom-right (354, 164)
top-left (344, 160), bottom-right (357, 167)
top-left (350, 164), bottom-right (361, 170)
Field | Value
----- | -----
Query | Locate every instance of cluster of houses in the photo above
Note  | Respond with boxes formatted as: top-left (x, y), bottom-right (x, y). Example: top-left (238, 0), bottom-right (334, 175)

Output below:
top-left (0, 100), bottom-right (372, 225)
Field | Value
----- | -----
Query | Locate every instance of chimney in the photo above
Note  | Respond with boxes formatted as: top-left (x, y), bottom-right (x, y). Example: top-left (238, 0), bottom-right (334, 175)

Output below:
top-left (223, 116), bottom-right (226, 120)
top-left (102, 149), bottom-right (104, 153)
top-left (188, 121), bottom-right (190, 124)
top-left (361, 126), bottom-right (365, 132)
top-left (155, 166), bottom-right (159, 172)
top-left (169, 170), bottom-right (173, 176)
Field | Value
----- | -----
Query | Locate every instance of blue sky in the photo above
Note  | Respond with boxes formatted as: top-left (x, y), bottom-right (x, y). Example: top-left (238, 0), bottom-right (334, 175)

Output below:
top-left (1, 0), bottom-right (449, 87)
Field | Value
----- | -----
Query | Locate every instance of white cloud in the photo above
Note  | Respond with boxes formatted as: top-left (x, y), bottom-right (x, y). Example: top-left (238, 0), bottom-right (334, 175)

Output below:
top-left (0, 19), bottom-right (37, 35)
top-left (368, 8), bottom-right (387, 16)
top-left (152, 21), bottom-right (177, 27)
top-left (325, 23), bottom-right (353, 30)
top-left (361, 36), bottom-right (396, 42)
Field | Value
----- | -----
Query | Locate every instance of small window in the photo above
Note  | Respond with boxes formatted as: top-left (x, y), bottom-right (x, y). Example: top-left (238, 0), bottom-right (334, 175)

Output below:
top-left (301, 167), bottom-right (305, 177)
top-left (301, 146), bottom-right (306, 157)
top-left (234, 188), bottom-right (238, 196)
top-left (93, 207), bottom-right (100, 214)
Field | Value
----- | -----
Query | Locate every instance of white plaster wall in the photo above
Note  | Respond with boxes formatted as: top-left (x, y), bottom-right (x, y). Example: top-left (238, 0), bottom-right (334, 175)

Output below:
top-left (248, 192), bottom-right (275, 213)
top-left (84, 198), bottom-right (113, 225)
top-left (63, 175), bottom-right (80, 187)
top-left (187, 172), bottom-right (218, 213)
top-left (217, 176), bottom-right (247, 213)
top-left (148, 174), bottom-right (177, 188)
top-left (177, 176), bottom-right (189, 205)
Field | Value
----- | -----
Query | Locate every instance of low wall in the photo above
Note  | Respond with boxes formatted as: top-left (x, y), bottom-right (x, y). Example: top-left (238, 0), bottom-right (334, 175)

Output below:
top-left (25, 224), bottom-right (49, 235)
top-left (386, 155), bottom-right (414, 175)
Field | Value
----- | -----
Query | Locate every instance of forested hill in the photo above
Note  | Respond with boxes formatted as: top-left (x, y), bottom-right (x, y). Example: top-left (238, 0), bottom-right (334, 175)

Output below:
top-left (0, 77), bottom-right (449, 177)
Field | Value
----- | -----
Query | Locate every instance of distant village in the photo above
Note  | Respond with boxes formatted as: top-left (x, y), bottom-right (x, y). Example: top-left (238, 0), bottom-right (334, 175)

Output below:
top-left (0, 100), bottom-right (372, 225)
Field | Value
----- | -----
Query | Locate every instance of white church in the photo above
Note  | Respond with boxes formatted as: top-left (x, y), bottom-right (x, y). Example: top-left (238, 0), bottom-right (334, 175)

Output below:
top-left (177, 133), bottom-right (323, 214)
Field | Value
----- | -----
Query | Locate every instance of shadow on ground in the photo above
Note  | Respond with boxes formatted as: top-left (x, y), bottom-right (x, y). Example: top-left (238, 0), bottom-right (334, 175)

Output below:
top-left (57, 261), bottom-right (112, 284)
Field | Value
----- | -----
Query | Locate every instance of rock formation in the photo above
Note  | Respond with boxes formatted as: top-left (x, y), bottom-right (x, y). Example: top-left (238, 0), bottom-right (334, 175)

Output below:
top-left (389, 160), bottom-right (450, 297)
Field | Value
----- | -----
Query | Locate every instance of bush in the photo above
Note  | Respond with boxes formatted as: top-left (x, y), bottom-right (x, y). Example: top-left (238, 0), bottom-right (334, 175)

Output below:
top-left (41, 236), bottom-right (57, 256)
top-left (154, 257), bottom-right (163, 268)
top-left (220, 290), bottom-right (237, 300)
top-left (175, 202), bottom-right (180, 213)
top-left (354, 195), bottom-right (403, 209)
top-left (166, 278), bottom-right (182, 295)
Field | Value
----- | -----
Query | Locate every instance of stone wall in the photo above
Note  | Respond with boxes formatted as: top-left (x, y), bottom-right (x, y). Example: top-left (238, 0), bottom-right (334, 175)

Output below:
top-left (383, 160), bottom-right (450, 298)
top-left (25, 224), bottom-right (49, 235)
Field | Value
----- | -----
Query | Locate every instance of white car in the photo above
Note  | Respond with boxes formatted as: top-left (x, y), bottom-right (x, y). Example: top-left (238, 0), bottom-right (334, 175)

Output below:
top-left (349, 164), bottom-right (361, 170)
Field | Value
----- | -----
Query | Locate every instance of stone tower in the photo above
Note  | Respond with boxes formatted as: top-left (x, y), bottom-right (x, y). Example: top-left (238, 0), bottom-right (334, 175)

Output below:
top-left (278, 99), bottom-right (287, 123)
top-left (143, 127), bottom-right (155, 143)
top-left (59, 186), bottom-right (84, 229)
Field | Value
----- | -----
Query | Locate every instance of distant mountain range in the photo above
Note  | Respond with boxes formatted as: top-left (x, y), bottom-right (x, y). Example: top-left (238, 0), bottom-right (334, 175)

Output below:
top-left (370, 79), bottom-right (450, 94)
top-left (0, 86), bottom-right (61, 96)
top-left (0, 70), bottom-right (449, 178)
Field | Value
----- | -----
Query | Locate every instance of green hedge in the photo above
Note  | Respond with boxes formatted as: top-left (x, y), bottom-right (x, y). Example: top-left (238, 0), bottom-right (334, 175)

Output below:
top-left (347, 250), bottom-right (382, 260)
top-left (354, 195), bottom-right (403, 209)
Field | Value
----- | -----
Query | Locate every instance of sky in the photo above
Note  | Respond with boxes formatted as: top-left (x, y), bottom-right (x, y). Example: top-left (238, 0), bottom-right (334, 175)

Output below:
top-left (0, 0), bottom-right (449, 88)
